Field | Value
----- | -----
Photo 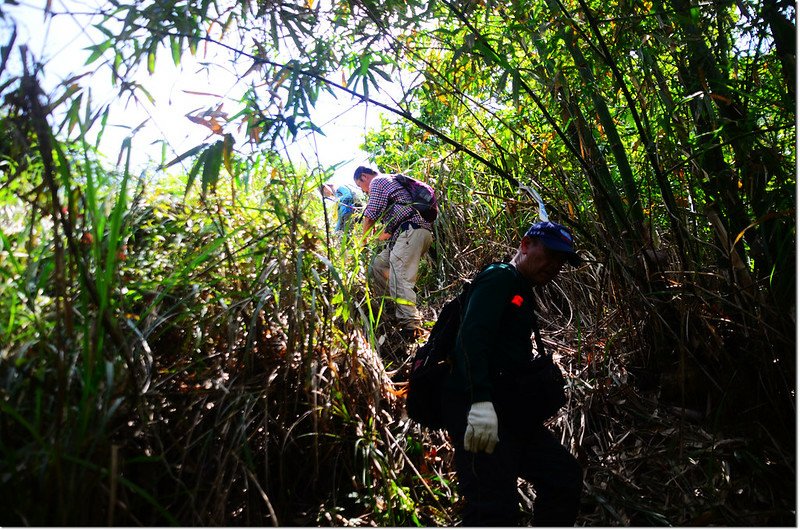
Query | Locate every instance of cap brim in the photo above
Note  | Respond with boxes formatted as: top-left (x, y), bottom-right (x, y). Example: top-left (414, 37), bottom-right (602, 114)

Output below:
top-left (542, 240), bottom-right (581, 266)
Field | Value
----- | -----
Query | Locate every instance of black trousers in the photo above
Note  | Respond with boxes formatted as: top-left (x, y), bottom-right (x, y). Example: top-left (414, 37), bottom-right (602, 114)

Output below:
top-left (442, 391), bottom-right (582, 526)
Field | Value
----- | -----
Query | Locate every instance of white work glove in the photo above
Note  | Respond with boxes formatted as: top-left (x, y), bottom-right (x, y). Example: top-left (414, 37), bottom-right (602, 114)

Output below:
top-left (464, 401), bottom-right (499, 454)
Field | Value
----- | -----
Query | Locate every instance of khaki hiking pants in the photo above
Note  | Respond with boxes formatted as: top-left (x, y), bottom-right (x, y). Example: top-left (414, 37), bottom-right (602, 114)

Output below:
top-left (370, 227), bottom-right (433, 328)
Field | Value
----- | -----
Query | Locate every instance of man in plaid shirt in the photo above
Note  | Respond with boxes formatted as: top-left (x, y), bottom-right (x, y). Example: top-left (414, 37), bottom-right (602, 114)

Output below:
top-left (354, 166), bottom-right (433, 336)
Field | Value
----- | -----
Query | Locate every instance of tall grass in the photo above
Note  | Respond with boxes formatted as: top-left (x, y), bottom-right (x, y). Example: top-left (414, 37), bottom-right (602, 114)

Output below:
top-left (0, 82), bottom-right (454, 523)
top-left (1, 68), bottom-right (794, 526)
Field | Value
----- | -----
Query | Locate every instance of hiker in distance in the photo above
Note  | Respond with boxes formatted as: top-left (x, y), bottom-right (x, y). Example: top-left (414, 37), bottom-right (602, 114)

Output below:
top-left (320, 181), bottom-right (363, 233)
top-left (442, 221), bottom-right (583, 526)
top-left (353, 166), bottom-right (433, 340)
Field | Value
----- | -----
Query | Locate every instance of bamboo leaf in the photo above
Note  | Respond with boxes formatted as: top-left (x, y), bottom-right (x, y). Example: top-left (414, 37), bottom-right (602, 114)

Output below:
top-left (100, 137), bottom-right (132, 314)
top-left (497, 69), bottom-right (508, 94)
top-left (137, 83), bottom-right (156, 104)
top-left (147, 48), bottom-right (156, 74)
top-left (112, 51), bottom-right (122, 84)
top-left (164, 143), bottom-right (207, 170)
top-left (93, 22), bottom-right (115, 40)
top-left (201, 141), bottom-right (224, 195)
top-left (85, 40), bottom-right (112, 65)
top-left (65, 93), bottom-right (83, 136)
top-left (170, 35), bottom-right (181, 66)
top-left (47, 83), bottom-right (81, 113)
top-left (185, 148), bottom-right (209, 196)
top-left (94, 107), bottom-right (110, 148)
top-left (372, 66), bottom-right (393, 82)
top-left (189, 34), bottom-right (199, 55)
top-left (222, 133), bottom-right (234, 175)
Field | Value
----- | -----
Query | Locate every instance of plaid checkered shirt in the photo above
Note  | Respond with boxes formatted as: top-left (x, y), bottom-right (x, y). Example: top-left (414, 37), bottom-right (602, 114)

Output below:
top-left (363, 176), bottom-right (433, 247)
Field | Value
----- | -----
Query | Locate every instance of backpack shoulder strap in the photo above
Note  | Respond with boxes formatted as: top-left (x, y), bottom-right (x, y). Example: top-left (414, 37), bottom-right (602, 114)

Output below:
top-left (387, 174), bottom-right (411, 203)
top-left (530, 306), bottom-right (549, 359)
top-left (481, 262), bottom-right (549, 359)
top-left (474, 261), bottom-right (514, 281)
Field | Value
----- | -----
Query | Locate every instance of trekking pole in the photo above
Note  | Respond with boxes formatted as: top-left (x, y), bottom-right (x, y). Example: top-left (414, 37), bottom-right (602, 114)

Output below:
top-left (518, 184), bottom-right (550, 222)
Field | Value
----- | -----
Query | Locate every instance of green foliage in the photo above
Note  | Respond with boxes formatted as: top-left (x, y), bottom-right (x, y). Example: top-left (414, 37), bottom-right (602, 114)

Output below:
top-left (0, 0), bottom-right (795, 525)
top-left (0, 64), bottom-right (456, 524)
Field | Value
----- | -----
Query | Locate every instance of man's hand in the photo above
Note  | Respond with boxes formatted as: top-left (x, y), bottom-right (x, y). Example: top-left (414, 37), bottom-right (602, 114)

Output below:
top-left (362, 216), bottom-right (376, 236)
top-left (464, 401), bottom-right (499, 454)
top-left (378, 232), bottom-right (391, 241)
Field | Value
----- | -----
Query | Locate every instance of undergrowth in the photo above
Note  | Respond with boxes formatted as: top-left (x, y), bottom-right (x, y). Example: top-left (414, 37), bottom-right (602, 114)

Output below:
top-left (0, 71), bottom-right (795, 526)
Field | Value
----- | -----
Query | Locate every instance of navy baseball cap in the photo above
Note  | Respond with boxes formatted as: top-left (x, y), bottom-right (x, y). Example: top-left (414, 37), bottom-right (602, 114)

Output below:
top-left (525, 221), bottom-right (581, 266)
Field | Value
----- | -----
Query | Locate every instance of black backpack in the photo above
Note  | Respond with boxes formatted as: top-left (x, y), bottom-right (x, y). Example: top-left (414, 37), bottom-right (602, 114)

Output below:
top-left (393, 174), bottom-right (438, 223)
top-left (406, 263), bottom-right (568, 430)
top-left (405, 281), bottom-right (471, 429)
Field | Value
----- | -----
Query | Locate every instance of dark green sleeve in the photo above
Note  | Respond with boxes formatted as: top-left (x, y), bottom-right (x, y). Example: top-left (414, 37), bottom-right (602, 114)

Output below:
top-left (452, 266), bottom-right (516, 403)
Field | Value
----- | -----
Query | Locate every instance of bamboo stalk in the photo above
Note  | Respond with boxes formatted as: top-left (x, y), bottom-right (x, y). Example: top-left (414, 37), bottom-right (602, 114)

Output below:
top-left (108, 444), bottom-right (120, 526)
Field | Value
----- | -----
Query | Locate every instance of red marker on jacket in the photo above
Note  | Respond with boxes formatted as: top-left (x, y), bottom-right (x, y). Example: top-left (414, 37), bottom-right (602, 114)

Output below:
top-left (511, 294), bottom-right (524, 307)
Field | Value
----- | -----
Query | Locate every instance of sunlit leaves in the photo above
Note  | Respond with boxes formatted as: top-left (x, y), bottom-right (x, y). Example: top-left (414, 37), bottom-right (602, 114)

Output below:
top-left (344, 50), bottom-right (397, 99)
top-left (170, 35), bottom-right (181, 66)
top-left (84, 40), bottom-right (113, 65)
top-left (222, 133), bottom-right (234, 176)
top-left (180, 134), bottom-right (236, 197)
top-left (186, 106), bottom-right (227, 136)
top-left (64, 93), bottom-right (83, 136)
top-left (147, 46), bottom-right (156, 74)
top-left (163, 144), bottom-right (207, 170)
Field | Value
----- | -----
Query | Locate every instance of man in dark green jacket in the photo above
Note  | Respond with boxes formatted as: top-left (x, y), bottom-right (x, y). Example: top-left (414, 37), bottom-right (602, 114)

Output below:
top-left (443, 221), bottom-right (583, 526)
